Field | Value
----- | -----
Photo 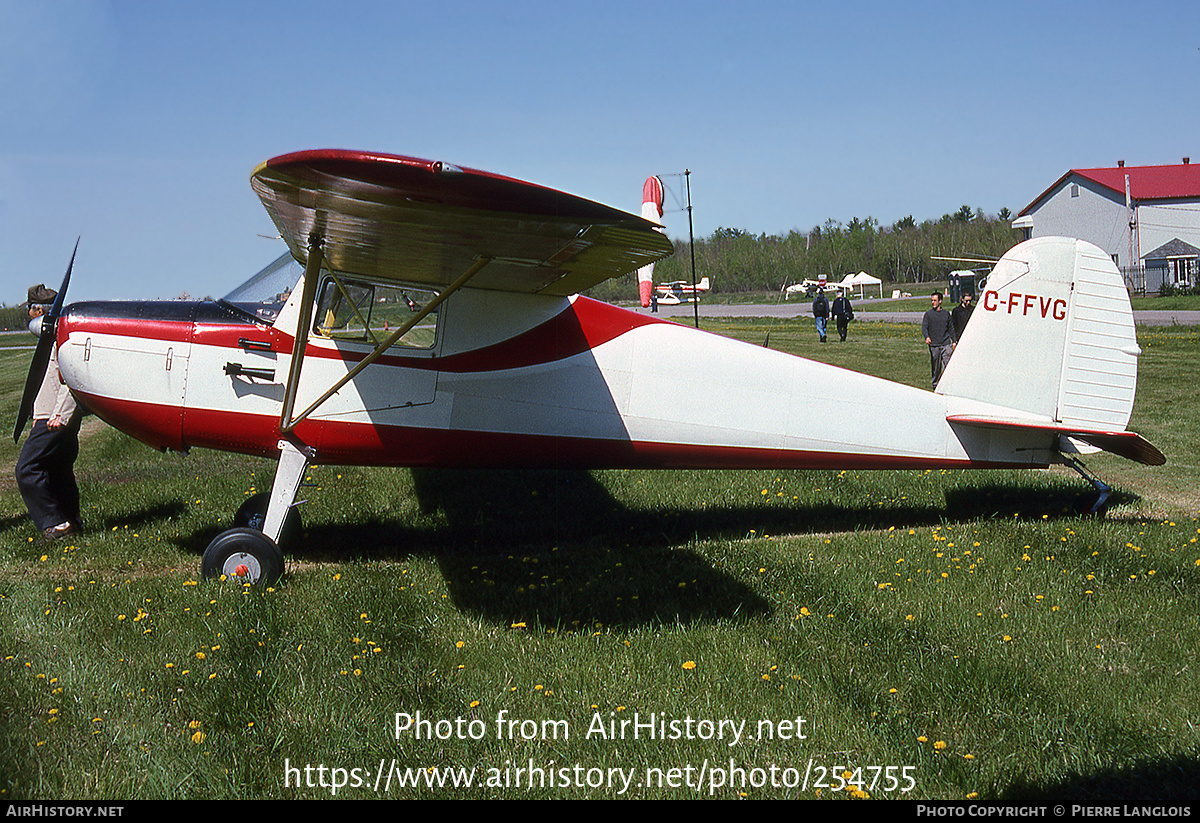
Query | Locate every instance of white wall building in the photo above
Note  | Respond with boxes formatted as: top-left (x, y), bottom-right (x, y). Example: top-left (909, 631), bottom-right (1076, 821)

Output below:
top-left (1015, 161), bottom-right (1200, 292)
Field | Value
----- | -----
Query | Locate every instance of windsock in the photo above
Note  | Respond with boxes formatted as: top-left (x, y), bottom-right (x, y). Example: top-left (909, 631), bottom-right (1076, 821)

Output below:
top-left (637, 175), bottom-right (665, 307)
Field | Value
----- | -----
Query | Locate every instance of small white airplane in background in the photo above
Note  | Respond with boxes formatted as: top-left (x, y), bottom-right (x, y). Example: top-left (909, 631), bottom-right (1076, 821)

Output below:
top-left (655, 276), bottom-right (711, 305)
top-left (20, 149), bottom-right (1164, 585)
top-left (785, 279), bottom-right (841, 299)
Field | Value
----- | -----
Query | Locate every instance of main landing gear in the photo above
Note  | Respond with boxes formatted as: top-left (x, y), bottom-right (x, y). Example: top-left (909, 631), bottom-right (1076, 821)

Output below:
top-left (200, 439), bottom-right (313, 585)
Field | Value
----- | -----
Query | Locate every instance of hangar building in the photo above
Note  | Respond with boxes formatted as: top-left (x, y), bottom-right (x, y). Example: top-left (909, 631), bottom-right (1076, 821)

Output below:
top-left (1014, 160), bottom-right (1200, 293)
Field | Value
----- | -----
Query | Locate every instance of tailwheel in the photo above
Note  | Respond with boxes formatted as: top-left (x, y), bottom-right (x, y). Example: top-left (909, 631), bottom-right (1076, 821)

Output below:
top-left (202, 527), bottom-right (284, 585)
top-left (1061, 454), bottom-right (1114, 516)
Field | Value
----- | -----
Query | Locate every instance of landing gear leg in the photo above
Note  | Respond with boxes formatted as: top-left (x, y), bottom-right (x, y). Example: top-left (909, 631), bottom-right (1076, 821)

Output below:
top-left (261, 438), bottom-right (314, 545)
top-left (1061, 454), bottom-right (1113, 515)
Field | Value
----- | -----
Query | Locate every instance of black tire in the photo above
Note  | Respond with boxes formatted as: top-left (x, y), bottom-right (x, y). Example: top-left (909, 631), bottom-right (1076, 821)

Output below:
top-left (233, 492), bottom-right (302, 548)
top-left (201, 527), bottom-right (284, 584)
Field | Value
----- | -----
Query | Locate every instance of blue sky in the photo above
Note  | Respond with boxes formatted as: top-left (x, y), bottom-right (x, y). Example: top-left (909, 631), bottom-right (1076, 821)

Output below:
top-left (2, 0), bottom-right (1198, 302)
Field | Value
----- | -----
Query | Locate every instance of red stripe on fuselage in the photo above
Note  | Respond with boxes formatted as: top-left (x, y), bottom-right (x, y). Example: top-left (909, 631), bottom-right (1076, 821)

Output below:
top-left (59, 316), bottom-right (195, 346)
top-left (435, 296), bottom-right (662, 373)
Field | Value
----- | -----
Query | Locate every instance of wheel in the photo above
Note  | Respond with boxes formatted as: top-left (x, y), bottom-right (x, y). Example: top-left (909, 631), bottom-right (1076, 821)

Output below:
top-left (202, 527), bottom-right (284, 584)
top-left (233, 492), bottom-right (302, 548)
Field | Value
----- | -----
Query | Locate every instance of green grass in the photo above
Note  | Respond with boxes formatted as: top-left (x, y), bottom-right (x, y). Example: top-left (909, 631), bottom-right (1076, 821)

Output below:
top-left (1131, 293), bottom-right (1200, 311)
top-left (1, 320), bottom-right (1198, 800)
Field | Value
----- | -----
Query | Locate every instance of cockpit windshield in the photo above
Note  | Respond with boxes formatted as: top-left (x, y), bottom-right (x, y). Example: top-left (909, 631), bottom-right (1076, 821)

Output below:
top-left (220, 251), bottom-right (302, 325)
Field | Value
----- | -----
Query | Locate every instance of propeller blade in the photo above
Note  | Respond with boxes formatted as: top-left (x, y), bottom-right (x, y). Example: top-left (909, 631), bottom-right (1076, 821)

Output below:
top-left (13, 240), bottom-right (79, 443)
top-left (47, 239), bottom-right (79, 323)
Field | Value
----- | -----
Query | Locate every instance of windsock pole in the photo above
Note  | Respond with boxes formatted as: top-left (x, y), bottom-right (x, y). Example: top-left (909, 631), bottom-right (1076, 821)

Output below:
top-left (686, 169), bottom-right (699, 328)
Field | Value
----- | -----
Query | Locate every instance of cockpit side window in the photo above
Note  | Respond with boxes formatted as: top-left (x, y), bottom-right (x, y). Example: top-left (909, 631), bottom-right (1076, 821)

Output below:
top-left (314, 275), bottom-right (439, 349)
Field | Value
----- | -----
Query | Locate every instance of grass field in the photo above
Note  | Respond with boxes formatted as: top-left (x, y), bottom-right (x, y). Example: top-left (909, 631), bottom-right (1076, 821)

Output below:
top-left (1, 317), bottom-right (1198, 800)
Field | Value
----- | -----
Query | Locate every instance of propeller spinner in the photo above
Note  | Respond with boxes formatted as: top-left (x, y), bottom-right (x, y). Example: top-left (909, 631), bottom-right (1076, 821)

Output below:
top-left (13, 240), bottom-right (78, 443)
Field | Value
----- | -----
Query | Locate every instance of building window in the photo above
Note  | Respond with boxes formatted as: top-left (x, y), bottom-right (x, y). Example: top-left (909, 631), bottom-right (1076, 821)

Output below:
top-left (1070, 184), bottom-right (1080, 198)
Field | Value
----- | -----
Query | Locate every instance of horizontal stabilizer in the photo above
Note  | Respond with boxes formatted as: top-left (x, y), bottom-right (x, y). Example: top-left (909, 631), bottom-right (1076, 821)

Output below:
top-left (947, 414), bottom-right (1166, 466)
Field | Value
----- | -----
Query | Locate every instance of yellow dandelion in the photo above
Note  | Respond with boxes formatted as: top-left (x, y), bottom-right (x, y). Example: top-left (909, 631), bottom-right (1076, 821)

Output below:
top-left (682, 660), bottom-right (696, 670)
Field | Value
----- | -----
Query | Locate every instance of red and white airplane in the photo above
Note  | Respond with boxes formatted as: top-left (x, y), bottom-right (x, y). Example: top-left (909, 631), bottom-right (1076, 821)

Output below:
top-left (654, 276), bottom-right (711, 305)
top-left (20, 149), bottom-right (1164, 584)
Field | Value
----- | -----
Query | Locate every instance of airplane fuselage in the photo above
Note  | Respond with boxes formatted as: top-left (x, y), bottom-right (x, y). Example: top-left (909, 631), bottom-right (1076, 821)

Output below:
top-left (56, 281), bottom-right (1053, 472)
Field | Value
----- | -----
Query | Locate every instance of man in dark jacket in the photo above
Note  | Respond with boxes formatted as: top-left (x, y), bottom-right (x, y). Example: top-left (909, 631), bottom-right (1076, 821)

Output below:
top-left (951, 292), bottom-right (974, 340)
top-left (921, 292), bottom-right (956, 390)
top-left (812, 289), bottom-right (829, 342)
top-left (831, 293), bottom-right (854, 341)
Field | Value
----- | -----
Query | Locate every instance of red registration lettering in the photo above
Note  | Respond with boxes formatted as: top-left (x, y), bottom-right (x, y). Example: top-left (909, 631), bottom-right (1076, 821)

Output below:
top-left (983, 290), bottom-right (1066, 320)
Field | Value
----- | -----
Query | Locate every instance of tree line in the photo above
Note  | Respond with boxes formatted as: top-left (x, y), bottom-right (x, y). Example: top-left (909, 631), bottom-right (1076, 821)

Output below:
top-left (588, 206), bottom-right (1022, 301)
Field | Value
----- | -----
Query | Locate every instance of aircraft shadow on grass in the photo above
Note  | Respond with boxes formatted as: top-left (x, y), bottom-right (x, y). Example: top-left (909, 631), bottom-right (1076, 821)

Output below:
top-left (166, 468), bottom-right (1139, 630)
top-left (997, 754), bottom-right (1200, 802)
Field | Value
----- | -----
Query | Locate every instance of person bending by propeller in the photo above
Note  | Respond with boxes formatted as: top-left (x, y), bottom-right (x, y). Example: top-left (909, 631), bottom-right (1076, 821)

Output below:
top-left (16, 284), bottom-right (82, 541)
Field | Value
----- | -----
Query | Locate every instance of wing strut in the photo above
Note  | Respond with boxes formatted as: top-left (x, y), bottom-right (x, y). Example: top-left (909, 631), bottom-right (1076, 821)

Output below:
top-left (279, 233), bottom-right (326, 433)
top-left (279, 253), bottom-right (493, 434)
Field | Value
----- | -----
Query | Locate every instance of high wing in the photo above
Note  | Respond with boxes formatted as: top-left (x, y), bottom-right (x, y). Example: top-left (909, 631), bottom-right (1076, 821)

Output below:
top-left (251, 149), bottom-right (674, 295)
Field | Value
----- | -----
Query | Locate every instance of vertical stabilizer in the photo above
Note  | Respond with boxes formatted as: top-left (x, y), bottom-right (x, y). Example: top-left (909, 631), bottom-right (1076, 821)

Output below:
top-left (937, 237), bottom-right (1140, 432)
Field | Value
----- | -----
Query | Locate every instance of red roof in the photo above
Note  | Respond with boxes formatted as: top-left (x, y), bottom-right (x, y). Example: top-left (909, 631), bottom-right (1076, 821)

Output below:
top-left (1020, 163), bottom-right (1200, 215)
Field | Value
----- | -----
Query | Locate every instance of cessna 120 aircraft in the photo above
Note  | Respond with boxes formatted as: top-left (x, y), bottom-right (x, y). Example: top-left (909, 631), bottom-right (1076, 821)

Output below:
top-left (17, 149), bottom-right (1164, 584)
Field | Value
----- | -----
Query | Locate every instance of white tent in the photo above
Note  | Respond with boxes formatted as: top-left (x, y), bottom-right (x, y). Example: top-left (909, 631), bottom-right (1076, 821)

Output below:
top-left (839, 271), bottom-right (883, 299)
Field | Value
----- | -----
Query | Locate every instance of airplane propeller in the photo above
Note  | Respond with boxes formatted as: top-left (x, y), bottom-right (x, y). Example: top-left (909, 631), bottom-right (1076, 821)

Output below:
top-left (13, 239), bottom-right (79, 443)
